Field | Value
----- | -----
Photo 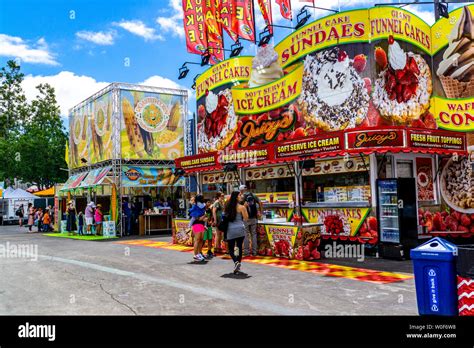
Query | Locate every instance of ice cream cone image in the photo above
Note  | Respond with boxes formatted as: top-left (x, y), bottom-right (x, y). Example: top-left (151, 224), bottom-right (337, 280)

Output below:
top-left (248, 44), bottom-right (284, 88)
top-left (437, 6), bottom-right (474, 98)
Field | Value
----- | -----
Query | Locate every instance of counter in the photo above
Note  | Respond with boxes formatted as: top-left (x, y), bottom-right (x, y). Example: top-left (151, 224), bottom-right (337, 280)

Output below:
top-left (139, 213), bottom-right (172, 236)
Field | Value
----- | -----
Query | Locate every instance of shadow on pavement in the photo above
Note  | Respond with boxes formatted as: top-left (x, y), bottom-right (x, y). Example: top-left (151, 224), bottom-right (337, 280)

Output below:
top-left (187, 260), bottom-right (209, 265)
top-left (221, 272), bottom-right (252, 279)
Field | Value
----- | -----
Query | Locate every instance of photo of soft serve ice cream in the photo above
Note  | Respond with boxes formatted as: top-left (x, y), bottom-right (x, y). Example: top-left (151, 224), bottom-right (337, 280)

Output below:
top-left (248, 44), bottom-right (284, 87)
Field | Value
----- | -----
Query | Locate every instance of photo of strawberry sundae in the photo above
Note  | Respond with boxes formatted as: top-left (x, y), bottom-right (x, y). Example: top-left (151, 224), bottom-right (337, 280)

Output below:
top-left (197, 88), bottom-right (238, 152)
top-left (372, 36), bottom-right (432, 125)
top-left (297, 47), bottom-right (370, 131)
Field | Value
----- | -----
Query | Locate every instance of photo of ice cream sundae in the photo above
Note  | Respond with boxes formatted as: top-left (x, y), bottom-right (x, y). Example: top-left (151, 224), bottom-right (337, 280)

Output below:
top-left (297, 47), bottom-right (370, 131)
top-left (197, 88), bottom-right (238, 153)
top-left (373, 36), bottom-right (432, 125)
top-left (437, 6), bottom-right (474, 99)
top-left (248, 44), bottom-right (284, 87)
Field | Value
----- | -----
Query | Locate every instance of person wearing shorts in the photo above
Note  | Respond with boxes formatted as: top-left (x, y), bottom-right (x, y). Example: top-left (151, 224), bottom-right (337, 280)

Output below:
top-left (203, 199), bottom-right (214, 259)
top-left (85, 202), bottom-right (95, 235)
top-left (188, 195), bottom-right (207, 262)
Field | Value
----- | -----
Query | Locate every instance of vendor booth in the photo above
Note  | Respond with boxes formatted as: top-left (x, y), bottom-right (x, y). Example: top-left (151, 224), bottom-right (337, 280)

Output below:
top-left (173, 5), bottom-right (474, 261)
top-left (59, 83), bottom-right (188, 236)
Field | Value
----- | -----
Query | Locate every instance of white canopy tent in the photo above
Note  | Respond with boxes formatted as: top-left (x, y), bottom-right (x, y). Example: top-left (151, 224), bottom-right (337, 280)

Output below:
top-left (3, 188), bottom-right (38, 199)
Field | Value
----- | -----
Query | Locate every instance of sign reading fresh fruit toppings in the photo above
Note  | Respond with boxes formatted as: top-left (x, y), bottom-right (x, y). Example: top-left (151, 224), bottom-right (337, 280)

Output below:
top-left (275, 133), bottom-right (344, 159)
top-left (408, 129), bottom-right (466, 151)
top-left (346, 129), bottom-right (405, 149)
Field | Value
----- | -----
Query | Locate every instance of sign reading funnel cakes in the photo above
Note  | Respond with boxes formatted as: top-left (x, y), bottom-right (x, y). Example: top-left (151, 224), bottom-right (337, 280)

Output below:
top-left (297, 47), bottom-right (370, 131)
top-left (373, 36), bottom-right (432, 124)
top-left (197, 88), bottom-right (237, 152)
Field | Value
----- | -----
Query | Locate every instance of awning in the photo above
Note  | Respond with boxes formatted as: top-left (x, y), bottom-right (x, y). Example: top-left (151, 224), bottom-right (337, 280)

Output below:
top-left (35, 187), bottom-right (55, 196)
top-left (60, 172), bottom-right (88, 191)
top-left (80, 166), bottom-right (112, 188)
top-left (122, 166), bottom-right (185, 187)
top-left (175, 127), bottom-right (468, 173)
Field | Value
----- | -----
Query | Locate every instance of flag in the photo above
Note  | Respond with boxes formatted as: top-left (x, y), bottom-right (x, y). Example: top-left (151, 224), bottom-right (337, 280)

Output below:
top-left (276, 0), bottom-right (292, 20)
top-left (232, 0), bottom-right (256, 42)
top-left (217, 0), bottom-right (239, 42)
top-left (257, 0), bottom-right (273, 34)
top-left (182, 0), bottom-right (208, 55)
top-left (205, 0), bottom-right (224, 63)
top-left (65, 141), bottom-right (69, 167)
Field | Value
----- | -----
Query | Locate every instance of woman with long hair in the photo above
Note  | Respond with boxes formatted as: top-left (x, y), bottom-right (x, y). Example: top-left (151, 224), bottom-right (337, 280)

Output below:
top-left (224, 191), bottom-right (248, 274)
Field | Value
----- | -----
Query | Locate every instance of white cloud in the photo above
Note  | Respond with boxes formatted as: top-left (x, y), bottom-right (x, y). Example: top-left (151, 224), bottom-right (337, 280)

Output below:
top-left (156, 0), bottom-right (184, 38)
top-left (22, 71), bottom-right (108, 117)
top-left (114, 20), bottom-right (163, 41)
top-left (0, 34), bottom-right (58, 65)
top-left (76, 30), bottom-right (116, 45)
top-left (22, 72), bottom-right (191, 119)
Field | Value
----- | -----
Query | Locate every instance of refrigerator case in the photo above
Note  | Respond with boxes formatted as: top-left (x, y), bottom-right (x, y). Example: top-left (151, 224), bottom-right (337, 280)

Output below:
top-left (376, 178), bottom-right (419, 259)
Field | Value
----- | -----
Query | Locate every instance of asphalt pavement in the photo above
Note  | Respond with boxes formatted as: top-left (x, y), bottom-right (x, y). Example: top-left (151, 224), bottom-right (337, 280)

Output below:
top-left (0, 225), bottom-right (418, 315)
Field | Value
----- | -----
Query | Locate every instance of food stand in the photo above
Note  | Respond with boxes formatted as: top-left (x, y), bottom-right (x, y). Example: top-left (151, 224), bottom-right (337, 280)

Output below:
top-left (174, 5), bottom-right (474, 260)
top-left (60, 83), bottom-right (188, 236)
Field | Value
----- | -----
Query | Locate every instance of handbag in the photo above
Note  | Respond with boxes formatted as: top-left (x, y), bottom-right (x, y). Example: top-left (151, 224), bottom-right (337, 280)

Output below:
top-left (218, 215), bottom-right (229, 240)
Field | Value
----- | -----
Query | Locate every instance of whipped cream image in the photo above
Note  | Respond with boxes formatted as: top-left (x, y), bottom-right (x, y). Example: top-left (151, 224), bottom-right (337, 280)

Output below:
top-left (248, 44), bottom-right (284, 87)
top-left (388, 41), bottom-right (407, 70)
top-left (205, 90), bottom-right (218, 113)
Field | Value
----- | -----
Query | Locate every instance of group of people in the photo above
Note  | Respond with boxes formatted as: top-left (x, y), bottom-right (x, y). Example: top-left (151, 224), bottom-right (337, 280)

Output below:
top-left (65, 200), bottom-right (104, 235)
top-left (188, 185), bottom-right (262, 274)
top-left (16, 203), bottom-right (53, 233)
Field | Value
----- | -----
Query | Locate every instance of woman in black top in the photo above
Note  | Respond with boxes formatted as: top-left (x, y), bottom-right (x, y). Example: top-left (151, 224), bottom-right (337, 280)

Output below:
top-left (66, 201), bottom-right (77, 235)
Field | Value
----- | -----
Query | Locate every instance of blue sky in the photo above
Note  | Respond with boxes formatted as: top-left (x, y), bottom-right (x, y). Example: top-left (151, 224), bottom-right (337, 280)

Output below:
top-left (0, 0), bottom-right (455, 122)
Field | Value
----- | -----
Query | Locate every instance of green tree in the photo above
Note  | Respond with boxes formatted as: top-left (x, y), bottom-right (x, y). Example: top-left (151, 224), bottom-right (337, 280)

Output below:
top-left (18, 83), bottom-right (68, 189)
top-left (0, 60), bottom-right (29, 137)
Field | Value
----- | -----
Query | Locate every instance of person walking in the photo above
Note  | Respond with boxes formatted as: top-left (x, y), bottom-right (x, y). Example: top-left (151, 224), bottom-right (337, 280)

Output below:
top-left (16, 204), bottom-right (24, 228)
top-left (225, 191), bottom-right (249, 274)
top-left (239, 185), bottom-right (261, 256)
top-left (188, 195), bottom-right (207, 262)
top-left (66, 201), bottom-right (77, 235)
top-left (85, 202), bottom-right (95, 235)
top-left (27, 203), bottom-right (34, 233)
top-left (94, 204), bottom-right (104, 236)
top-left (77, 212), bottom-right (84, 235)
top-left (203, 199), bottom-right (214, 259)
top-left (212, 192), bottom-right (225, 254)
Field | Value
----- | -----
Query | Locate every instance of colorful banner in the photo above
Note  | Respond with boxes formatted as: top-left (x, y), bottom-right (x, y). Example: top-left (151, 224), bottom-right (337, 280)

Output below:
top-left (182, 0), bottom-right (207, 55)
top-left (416, 157), bottom-right (435, 201)
top-left (276, 0), bottom-right (292, 20)
top-left (345, 129), bottom-right (405, 150)
top-left (121, 166), bottom-right (185, 187)
top-left (275, 132), bottom-right (344, 159)
top-left (79, 166), bottom-right (111, 188)
top-left (407, 129), bottom-right (466, 151)
top-left (301, 207), bottom-right (372, 237)
top-left (120, 90), bottom-right (184, 161)
top-left (232, 62), bottom-right (304, 114)
top-left (185, 118), bottom-right (195, 156)
top-left (264, 224), bottom-right (298, 258)
top-left (233, 0), bottom-right (256, 42)
top-left (69, 91), bottom-right (113, 168)
top-left (432, 97), bottom-right (474, 132)
top-left (218, 0), bottom-right (239, 42)
top-left (205, 0), bottom-right (224, 62)
top-left (257, 0), bottom-right (273, 34)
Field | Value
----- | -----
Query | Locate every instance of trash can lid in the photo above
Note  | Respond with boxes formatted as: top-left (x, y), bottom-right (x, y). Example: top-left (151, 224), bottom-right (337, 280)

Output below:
top-left (410, 237), bottom-right (457, 261)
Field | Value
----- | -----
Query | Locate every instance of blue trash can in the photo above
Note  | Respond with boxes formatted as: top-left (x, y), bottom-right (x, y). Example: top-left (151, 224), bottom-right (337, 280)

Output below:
top-left (410, 237), bottom-right (458, 316)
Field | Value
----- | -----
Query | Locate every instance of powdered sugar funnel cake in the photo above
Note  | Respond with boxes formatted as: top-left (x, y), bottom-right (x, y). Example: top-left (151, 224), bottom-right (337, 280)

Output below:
top-left (373, 37), bottom-right (432, 124)
top-left (297, 47), bottom-right (370, 131)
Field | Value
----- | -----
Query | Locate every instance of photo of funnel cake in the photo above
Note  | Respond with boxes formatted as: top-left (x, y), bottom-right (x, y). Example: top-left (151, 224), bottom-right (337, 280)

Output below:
top-left (437, 6), bottom-right (474, 98)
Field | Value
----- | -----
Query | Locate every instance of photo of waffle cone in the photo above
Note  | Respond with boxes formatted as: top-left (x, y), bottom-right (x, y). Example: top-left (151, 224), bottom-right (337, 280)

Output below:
top-left (437, 6), bottom-right (474, 99)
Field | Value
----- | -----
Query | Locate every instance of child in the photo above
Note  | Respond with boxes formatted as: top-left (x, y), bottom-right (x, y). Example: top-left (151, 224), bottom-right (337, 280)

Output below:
top-left (188, 195), bottom-right (207, 261)
top-left (78, 212), bottom-right (84, 235)
top-left (203, 199), bottom-right (214, 259)
top-left (42, 209), bottom-right (51, 232)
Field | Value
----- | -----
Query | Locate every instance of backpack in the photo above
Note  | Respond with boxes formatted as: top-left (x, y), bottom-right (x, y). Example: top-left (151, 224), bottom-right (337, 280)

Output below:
top-left (245, 193), bottom-right (258, 219)
top-left (15, 208), bottom-right (21, 216)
